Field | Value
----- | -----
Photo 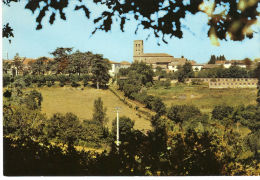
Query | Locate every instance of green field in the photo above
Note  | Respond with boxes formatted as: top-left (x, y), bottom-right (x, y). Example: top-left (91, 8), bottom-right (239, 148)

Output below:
top-left (147, 84), bottom-right (258, 113)
top-left (37, 86), bottom-right (151, 131)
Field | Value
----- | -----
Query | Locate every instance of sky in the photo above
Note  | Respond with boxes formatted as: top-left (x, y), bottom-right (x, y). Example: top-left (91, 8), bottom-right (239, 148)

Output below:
top-left (2, 1), bottom-right (260, 63)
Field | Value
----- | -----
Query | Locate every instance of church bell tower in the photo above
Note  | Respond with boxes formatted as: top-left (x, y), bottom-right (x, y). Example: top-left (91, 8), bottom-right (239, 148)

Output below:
top-left (133, 40), bottom-right (143, 62)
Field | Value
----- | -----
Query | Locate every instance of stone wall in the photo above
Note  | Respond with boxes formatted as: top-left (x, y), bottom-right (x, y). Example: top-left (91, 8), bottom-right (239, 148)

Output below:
top-left (186, 78), bottom-right (258, 88)
top-left (208, 78), bottom-right (258, 89)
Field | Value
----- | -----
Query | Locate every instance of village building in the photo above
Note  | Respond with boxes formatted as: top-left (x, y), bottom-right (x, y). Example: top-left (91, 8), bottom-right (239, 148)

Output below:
top-left (109, 61), bottom-right (131, 77)
top-left (3, 58), bottom-right (53, 76)
top-left (133, 40), bottom-right (187, 72)
top-left (192, 64), bottom-right (204, 71)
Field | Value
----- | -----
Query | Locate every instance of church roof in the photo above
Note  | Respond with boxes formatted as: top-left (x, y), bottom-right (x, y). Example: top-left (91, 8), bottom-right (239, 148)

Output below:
top-left (140, 53), bottom-right (173, 57)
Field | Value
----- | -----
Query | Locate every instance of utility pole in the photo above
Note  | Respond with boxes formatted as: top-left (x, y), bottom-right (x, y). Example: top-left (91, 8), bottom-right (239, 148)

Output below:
top-left (115, 107), bottom-right (120, 149)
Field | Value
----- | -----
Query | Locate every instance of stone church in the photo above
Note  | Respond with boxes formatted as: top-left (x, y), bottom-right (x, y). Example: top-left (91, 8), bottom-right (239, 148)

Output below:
top-left (133, 40), bottom-right (187, 71)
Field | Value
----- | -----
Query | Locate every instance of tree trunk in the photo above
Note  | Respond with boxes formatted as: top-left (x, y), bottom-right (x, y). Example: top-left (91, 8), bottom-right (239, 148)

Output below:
top-left (97, 81), bottom-right (99, 89)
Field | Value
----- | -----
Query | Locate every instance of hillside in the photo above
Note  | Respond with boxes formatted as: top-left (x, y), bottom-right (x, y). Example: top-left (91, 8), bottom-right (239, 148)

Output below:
top-left (38, 86), bottom-right (151, 131)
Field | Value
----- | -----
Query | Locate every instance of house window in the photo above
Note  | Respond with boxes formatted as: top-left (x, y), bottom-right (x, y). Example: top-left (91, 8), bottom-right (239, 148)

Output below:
top-left (248, 83), bottom-right (250, 85)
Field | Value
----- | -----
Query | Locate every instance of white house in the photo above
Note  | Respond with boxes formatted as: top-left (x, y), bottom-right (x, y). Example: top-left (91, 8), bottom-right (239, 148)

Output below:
top-left (192, 64), bottom-right (204, 71)
top-left (109, 61), bottom-right (131, 77)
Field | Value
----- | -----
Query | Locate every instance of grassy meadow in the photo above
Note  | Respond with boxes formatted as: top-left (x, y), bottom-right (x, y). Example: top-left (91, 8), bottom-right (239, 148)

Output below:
top-left (147, 84), bottom-right (258, 113)
top-left (36, 86), bottom-right (151, 131)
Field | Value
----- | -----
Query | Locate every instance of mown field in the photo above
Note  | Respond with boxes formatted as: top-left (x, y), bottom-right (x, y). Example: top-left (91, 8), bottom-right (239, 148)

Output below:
top-left (147, 84), bottom-right (258, 113)
top-left (37, 86), bottom-right (151, 131)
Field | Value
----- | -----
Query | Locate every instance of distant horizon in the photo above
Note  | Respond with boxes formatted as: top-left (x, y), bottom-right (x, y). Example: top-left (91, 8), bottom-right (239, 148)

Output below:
top-left (2, 1), bottom-right (260, 64)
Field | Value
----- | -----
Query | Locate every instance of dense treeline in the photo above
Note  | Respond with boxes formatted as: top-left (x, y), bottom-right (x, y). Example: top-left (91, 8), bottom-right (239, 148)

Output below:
top-left (197, 65), bottom-right (255, 78)
top-left (3, 48), bottom-right (111, 89)
top-left (3, 74), bottom-right (92, 88)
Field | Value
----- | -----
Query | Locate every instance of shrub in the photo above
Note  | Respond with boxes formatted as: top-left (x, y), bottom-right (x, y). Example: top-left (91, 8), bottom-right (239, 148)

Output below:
top-left (13, 78), bottom-right (25, 89)
top-left (3, 89), bottom-right (12, 98)
top-left (164, 79), bottom-right (171, 89)
top-left (3, 74), bottom-right (11, 87)
top-left (24, 75), bottom-right (32, 87)
top-left (57, 74), bottom-right (68, 84)
top-left (212, 105), bottom-right (234, 120)
top-left (167, 105), bottom-right (201, 124)
top-left (36, 75), bottom-right (46, 87)
top-left (45, 75), bottom-right (56, 85)
top-left (46, 81), bottom-right (52, 87)
top-left (59, 82), bottom-right (65, 87)
top-left (151, 97), bottom-right (166, 116)
top-left (143, 95), bottom-right (155, 109)
top-left (69, 74), bottom-right (81, 82)
top-left (83, 79), bottom-right (89, 87)
top-left (71, 81), bottom-right (80, 87)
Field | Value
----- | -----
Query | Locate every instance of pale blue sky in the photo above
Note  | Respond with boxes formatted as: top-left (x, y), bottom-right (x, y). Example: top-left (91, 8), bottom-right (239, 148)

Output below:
top-left (2, 1), bottom-right (260, 63)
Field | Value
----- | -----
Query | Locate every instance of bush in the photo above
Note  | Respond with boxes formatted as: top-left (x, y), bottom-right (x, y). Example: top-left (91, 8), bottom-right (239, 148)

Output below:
top-left (13, 78), bottom-right (25, 89)
top-left (71, 81), bottom-right (80, 87)
top-left (36, 75), bottom-right (46, 87)
top-left (164, 79), bottom-right (171, 89)
top-left (212, 105), bottom-right (234, 120)
top-left (59, 82), bottom-right (65, 87)
top-left (3, 89), bottom-right (12, 98)
top-left (23, 75), bottom-right (32, 87)
top-left (167, 105), bottom-right (201, 124)
top-left (83, 79), bottom-right (89, 87)
top-left (143, 95), bottom-right (155, 109)
top-left (46, 81), bottom-right (52, 87)
top-left (3, 74), bottom-right (12, 87)
top-left (45, 75), bottom-right (56, 85)
top-left (69, 74), bottom-right (82, 82)
top-left (57, 74), bottom-right (68, 84)
top-left (151, 97), bottom-right (166, 116)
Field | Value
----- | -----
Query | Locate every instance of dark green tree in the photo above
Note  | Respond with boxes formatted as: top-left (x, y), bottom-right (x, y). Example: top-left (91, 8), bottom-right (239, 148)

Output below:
top-left (3, 61), bottom-right (11, 74)
top-left (167, 105), bottom-right (201, 124)
top-left (208, 55), bottom-right (216, 64)
top-left (28, 56), bottom-right (48, 75)
top-left (91, 54), bottom-right (111, 89)
top-left (24, 90), bottom-right (43, 110)
top-left (92, 97), bottom-right (108, 126)
top-left (112, 116), bottom-right (135, 142)
top-left (177, 62), bottom-right (194, 83)
top-left (50, 47), bottom-right (73, 74)
top-left (212, 105), bottom-right (234, 121)
top-left (67, 50), bottom-right (93, 75)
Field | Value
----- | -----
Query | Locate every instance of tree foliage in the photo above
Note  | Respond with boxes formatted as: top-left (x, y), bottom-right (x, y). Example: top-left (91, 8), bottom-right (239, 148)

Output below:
top-left (3, 0), bottom-right (260, 43)
top-left (91, 54), bottom-right (111, 89)
top-left (177, 62), bottom-right (194, 82)
top-left (92, 97), bottom-right (108, 126)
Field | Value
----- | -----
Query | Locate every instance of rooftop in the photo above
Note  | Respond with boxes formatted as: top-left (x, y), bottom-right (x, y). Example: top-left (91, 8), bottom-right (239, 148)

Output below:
top-left (139, 53), bottom-right (173, 57)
